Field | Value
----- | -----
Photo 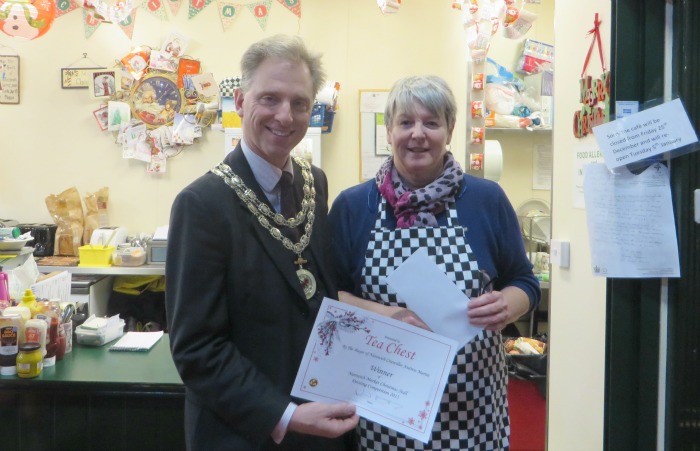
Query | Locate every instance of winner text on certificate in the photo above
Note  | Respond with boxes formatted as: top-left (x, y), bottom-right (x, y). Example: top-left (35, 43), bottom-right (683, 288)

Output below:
top-left (292, 298), bottom-right (458, 443)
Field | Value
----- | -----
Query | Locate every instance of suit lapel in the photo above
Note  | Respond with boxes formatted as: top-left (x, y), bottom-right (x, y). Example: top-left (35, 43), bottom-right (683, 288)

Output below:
top-left (224, 147), bottom-right (309, 302)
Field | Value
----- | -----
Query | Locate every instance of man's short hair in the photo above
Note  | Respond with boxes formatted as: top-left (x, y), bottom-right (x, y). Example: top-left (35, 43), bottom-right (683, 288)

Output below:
top-left (240, 34), bottom-right (326, 96)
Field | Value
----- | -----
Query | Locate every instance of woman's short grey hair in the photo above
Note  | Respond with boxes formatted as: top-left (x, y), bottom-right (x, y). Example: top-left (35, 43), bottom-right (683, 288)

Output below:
top-left (384, 75), bottom-right (457, 131)
top-left (240, 34), bottom-right (326, 96)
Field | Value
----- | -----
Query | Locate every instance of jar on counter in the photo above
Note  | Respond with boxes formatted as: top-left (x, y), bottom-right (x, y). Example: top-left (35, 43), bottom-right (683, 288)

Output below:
top-left (16, 342), bottom-right (43, 378)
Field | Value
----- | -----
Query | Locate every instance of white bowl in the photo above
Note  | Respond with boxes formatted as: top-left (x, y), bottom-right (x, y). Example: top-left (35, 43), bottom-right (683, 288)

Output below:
top-left (0, 238), bottom-right (31, 251)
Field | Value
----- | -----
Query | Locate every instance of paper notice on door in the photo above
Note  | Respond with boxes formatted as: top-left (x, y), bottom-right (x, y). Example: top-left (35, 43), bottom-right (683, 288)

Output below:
top-left (583, 162), bottom-right (680, 277)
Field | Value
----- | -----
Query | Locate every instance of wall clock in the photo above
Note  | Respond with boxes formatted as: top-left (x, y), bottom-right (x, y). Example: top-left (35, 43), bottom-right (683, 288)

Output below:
top-left (130, 73), bottom-right (183, 128)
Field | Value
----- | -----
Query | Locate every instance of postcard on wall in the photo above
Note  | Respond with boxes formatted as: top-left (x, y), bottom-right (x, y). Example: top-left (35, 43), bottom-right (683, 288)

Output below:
top-left (108, 101), bottom-right (131, 132)
top-left (162, 32), bottom-right (189, 59)
top-left (177, 59), bottom-right (201, 88)
top-left (190, 73), bottom-right (218, 98)
top-left (0, 55), bottom-right (20, 104)
top-left (120, 66), bottom-right (135, 91)
top-left (90, 69), bottom-right (119, 99)
top-left (149, 50), bottom-right (178, 73)
top-left (61, 67), bottom-right (105, 89)
top-left (93, 104), bottom-right (109, 131)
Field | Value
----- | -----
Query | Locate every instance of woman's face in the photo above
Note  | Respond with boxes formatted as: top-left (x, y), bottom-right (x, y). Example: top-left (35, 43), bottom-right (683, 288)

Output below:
top-left (387, 100), bottom-right (453, 188)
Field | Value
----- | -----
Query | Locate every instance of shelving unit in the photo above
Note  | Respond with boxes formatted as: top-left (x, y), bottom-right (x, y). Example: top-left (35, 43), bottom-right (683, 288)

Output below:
top-left (486, 127), bottom-right (552, 132)
top-left (37, 264), bottom-right (165, 276)
top-left (37, 264), bottom-right (165, 316)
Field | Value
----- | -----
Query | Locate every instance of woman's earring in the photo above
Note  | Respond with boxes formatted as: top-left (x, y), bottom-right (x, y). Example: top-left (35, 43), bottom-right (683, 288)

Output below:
top-left (445, 144), bottom-right (452, 151)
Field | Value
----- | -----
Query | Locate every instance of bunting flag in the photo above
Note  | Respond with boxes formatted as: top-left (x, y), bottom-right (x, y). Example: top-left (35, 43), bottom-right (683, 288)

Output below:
top-left (55, 0), bottom-right (80, 18)
top-left (166, 0), bottom-right (183, 17)
top-left (143, 0), bottom-right (167, 19)
top-left (276, 0), bottom-right (299, 18)
top-left (247, 0), bottom-right (272, 30)
top-left (217, 1), bottom-right (243, 32)
top-left (188, 0), bottom-right (214, 19)
top-left (119, 8), bottom-right (138, 39)
top-left (83, 7), bottom-right (102, 38)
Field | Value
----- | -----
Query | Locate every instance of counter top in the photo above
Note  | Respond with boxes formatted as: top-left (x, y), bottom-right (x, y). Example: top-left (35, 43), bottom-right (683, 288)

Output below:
top-left (0, 333), bottom-right (183, 394)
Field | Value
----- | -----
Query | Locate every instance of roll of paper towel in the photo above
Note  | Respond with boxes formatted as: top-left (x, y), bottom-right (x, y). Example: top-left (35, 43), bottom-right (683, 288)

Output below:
top-left (484, 139), bottom-right (503, 182)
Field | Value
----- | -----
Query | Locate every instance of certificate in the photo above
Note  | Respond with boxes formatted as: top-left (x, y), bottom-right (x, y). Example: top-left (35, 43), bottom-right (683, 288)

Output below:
top-left (292, 298), bottom-right (458, 443)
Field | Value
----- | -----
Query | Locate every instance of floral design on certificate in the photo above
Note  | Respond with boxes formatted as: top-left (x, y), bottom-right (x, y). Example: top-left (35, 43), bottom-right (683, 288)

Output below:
top-left (405, 401), bottom-right (432, 429)
top-left (317, 309), bottom-right (370, 356)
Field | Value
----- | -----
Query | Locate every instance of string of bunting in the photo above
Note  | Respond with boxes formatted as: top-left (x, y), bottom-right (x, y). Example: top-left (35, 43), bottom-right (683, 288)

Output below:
top-left (51, 0), bottom-right (301, 39)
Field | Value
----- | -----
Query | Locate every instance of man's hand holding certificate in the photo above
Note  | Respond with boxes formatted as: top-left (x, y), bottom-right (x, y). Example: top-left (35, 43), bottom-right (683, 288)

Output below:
top-left (292, 298), bottom-right (458, 443)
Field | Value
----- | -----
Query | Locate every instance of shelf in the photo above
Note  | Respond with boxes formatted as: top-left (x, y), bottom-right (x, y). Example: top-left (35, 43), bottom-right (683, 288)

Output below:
top-left (486, 127), bottom-right (552, 133)
top-left (37, 264), bottom-right (165, 276)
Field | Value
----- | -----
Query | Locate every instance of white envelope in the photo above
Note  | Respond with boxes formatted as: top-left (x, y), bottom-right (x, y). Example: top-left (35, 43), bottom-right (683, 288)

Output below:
top-left (386, 248), bottom-right (483, 348)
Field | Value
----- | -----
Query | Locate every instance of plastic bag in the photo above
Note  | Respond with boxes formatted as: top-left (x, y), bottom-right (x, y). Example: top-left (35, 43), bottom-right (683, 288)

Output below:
top-left (506, 353), bottom-right (547, 398)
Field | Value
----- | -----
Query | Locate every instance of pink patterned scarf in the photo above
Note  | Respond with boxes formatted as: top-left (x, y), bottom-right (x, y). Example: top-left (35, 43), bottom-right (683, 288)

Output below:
top-left (375, 152), bottom-right (463, 228)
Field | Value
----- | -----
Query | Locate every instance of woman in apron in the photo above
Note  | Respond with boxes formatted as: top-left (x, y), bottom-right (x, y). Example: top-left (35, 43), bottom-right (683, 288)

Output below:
top-left (329, 75), bottom-right (540, 450)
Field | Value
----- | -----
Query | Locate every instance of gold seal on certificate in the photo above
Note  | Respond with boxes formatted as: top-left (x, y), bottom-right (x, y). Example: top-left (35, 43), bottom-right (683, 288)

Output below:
top-left (291, 298), bottom-right (459, 443)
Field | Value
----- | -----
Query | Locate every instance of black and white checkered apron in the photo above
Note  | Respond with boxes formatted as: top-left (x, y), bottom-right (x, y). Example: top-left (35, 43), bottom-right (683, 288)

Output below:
top-left (358, 197), bottom-right (510, 450)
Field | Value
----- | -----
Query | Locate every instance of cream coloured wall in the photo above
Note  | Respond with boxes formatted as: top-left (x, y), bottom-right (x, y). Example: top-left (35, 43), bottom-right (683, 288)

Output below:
top-left (548, 1), bottom-right (609, 449)
top-left (0, 0), bottom-right (551, 233)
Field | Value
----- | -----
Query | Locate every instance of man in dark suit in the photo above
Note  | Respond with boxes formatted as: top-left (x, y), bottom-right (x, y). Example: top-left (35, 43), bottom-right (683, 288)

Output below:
top-left (166, 34), bottom-right (358, 450)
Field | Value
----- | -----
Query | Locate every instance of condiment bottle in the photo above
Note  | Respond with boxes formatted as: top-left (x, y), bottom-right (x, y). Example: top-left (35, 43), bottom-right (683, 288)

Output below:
top-left (18, 289), bottom-right (41, 318)
top-left (0, 271), bottom-right (10, 312)
top-left (0, 314), bottom-right (21, 376)
top-left (24, 318), bottom-right (47, 357)
top-left (4, 305), bottom-right (31, 324)
top-left (16, 342), bottom-right (43, 378)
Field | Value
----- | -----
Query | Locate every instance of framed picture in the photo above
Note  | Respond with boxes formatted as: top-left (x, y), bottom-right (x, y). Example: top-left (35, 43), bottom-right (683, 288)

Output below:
top-left (89, 69), bottom-right (119, 99)
top-left (0, 55), bottom-right (20, 104)
top-left (61, 67), bottom-right (105, 89)
top-left (129, 73), bottom-right (183, 128)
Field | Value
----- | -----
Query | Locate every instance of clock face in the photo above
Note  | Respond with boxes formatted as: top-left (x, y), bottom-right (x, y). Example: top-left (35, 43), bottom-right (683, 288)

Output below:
top-left (130, 74), bottom-right (183, 128)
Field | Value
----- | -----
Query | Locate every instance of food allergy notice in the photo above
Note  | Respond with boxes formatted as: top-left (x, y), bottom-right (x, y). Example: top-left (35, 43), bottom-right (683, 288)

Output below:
top-left (592, 98), bottom-right (698, 169)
